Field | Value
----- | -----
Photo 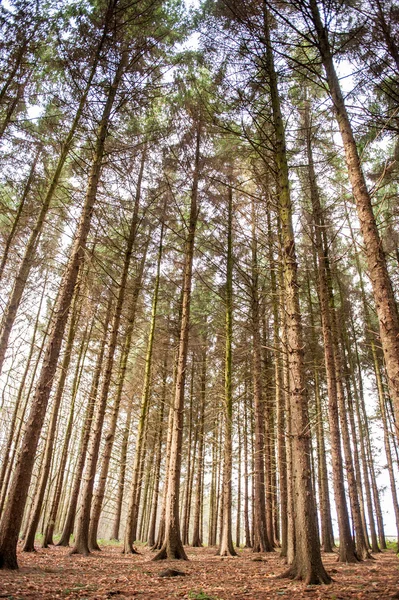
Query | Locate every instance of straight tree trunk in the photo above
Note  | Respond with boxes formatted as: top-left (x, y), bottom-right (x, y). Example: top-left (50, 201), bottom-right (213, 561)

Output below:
top-left (303, 100), bottom-right (358, 563)
top-left (122, 219), bottom-right (164, 553)
top-left (250, 199), bottom-right (272, 554)
top-left (217, 185), bottom-right (237, 557)
top-left (192, 338), bottom-right (206, 547)
top-left (152, 124), bottom-right (201, 561)
top-left (147, 353), bottom-right (168, 547)
top-left (42, 313), bottom-right (93, 547)
top-left (109, 250), bottom-right (148, 541)
top-left (87, 153), bottom-right (146, 551)
top-left (264, 8), bottom-right (330, 583)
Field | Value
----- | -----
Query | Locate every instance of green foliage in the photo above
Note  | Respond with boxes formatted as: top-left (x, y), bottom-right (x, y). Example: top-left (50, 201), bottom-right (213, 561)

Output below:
top-left (188, 591), bottom-right (223, 600)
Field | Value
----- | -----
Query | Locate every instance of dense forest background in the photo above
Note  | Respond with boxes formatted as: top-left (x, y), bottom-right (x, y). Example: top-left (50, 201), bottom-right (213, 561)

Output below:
top-left (0, 0), bottom-right (398, 586)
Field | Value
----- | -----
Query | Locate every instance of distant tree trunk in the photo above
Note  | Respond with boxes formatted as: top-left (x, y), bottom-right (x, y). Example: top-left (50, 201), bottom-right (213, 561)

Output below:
top-left (42, 314), bottom-right (93, 547)
top-left (110, 245), bottom-right (148, 541)
top-left (153, 391), bottom-right (174, 550)
top-left (250, 199), bottom-right (272, 554)
top-left (182, 359), bottom-right (195, 546)
top-left (152, 124), bottom-right (201, 561)
top-left (267, 210), bottom-right (287, 556)
top-left (123, 219), bottom-right (164, 553)
top-left (87, 153), bottom-right (146, 552)
top-left (192, 337), bottom-right (206, 547)
top-left (303, 99), bottom-right (358, 563)
top-left (309, 0), bottom-right (399, 442)
top-left (236, 406), bottom-right (241, 549)
top-left (56, 296), bottom-right (113, 547)
top-left (306, 277), bottom-right (334, 553)
top-left (147, 352), bottom-right (168, 547)
top-left (243, 375), bottom-right (252, 549)
top-left (217, 185), bottom-right (236, 557)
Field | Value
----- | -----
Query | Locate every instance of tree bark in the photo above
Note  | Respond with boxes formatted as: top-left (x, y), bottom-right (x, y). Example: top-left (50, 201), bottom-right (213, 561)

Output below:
top-left (264, 7), bottom-right (330, 583)
top-left (217, 185), bottom-right (237, 557)
top-left (152, 124), bottom-right (201, 561)
top-left (87, 152), bottom-right (146, 552)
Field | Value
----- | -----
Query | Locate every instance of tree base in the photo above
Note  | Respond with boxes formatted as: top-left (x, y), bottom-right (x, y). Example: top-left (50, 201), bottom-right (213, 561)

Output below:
top-left (122, 544), bottom-right (140, 555)
top-left (152, 542), bottom-right (188, 561)
top-left (279, 563), bottom-right (332, 586)
top-left (70, 544), bottom-right (90, 556)
top-left (0, 549), bottom-right (19, 570)
top-left (21, 544), bottom-right (36, 553)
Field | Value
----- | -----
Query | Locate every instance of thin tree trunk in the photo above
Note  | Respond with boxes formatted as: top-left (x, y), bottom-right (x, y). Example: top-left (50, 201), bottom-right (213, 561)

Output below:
top-left (123, 219), bottom-right (164, 553)
top-left (152, 124), bottom-right (201, 561)
top-left (42, 313), bottom-right (93, 547)
top-left (56, 296), bottom-right (113, 547)
top-left (218, 185), bottom-right (236, 557)
top-left (192, 337), bottom-right (206, 547)
top-left (147, 353), bottom-right (168, 547)
top-left (87, 153), bottom-right (146, 552)
top-left (22, 285), bottom-right (82, 552)
top-left (110, 244), bottom-right (149, 541)
top-left (303, 100), bottom-right (358, 563)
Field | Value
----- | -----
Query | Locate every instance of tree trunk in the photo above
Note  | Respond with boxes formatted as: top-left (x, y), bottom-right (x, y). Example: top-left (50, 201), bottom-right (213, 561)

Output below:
top-left (87, 153), bottom-right (146, 552)
top-left (217, 185), bottom-right (237, 557)
top-left (152, 123), bottom-right (201, 561)
top-left (123, 217), bottom-right (164, 553)
top-left (56, 295), bottom-right (113, 547)
top-left (110, 243), bottom-right (149, 541)
top-left (303, 99), bottom-right (358, 563)
top-left (192, 338), bottom-right (206, 547)
top-left (22, 285), bottom-right (82, 552)
top-left (264, 9), bottom-right (330, 583)
top-left (42, 313), bottom-right (93, 547)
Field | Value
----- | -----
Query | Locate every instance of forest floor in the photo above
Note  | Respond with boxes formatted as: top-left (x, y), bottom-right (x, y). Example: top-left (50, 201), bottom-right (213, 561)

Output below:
top-left (0, 543), bottom-right (398, 600)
